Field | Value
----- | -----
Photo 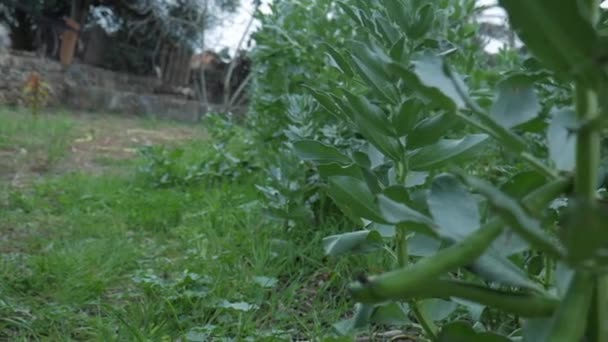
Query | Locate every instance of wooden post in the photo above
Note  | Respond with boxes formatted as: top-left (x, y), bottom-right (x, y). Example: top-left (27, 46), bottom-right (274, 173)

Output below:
top-left (59, 18), bottom-right (80, 66)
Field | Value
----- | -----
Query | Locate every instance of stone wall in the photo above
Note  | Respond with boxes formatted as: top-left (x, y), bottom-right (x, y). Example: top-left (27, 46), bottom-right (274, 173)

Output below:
top-left (0, 49), bottom-right (239, 122)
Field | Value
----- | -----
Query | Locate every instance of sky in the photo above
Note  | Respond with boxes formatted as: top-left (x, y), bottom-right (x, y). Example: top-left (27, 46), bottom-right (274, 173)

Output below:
top-left (206, 0), bottom-right (513, 55)
top-left (204, 0), bottom-right (271, 55)
top-left (187, 0), bottom-right (608, 55)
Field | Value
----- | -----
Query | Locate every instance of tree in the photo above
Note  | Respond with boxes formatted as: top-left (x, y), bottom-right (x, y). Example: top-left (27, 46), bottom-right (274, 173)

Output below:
top-left (2, 0), bottom-right (240, 75)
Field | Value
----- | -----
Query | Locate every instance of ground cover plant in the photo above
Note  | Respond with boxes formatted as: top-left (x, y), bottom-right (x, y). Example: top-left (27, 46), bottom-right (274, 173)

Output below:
top-left (260, 0), bottom-right (608, 340)
top-left (0, 109), bottom-right (388, 340)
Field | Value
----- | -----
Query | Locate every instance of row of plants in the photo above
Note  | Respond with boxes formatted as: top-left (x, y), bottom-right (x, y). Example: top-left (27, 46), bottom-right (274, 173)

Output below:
top-left (248, 0), bottom-right (608, 340)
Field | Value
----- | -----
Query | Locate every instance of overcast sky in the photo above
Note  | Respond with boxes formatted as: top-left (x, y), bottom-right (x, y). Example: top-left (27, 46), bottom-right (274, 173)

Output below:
top-left (206, 0), bottom-right (608, 55)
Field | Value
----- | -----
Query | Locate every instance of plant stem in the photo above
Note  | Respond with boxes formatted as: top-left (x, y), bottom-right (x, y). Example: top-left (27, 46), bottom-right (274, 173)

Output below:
top-left (396, 226), bottom-right (438, 339)
top-left (574, 80), bottom-right (604, 340)
top-left (574, 84), bottom-right (600, 201)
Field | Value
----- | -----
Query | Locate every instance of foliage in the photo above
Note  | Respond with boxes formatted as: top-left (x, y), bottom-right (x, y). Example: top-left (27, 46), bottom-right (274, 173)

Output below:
top-left (263, 0), bottom-right (608, 340)
top-left (135, 113), bottom-right (259, 188)
top-left (249, 0), bottom-right (364, 226)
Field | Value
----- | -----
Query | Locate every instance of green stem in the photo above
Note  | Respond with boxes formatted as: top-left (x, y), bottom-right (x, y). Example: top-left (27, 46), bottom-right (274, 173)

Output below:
top-left (574, 84), bottom-right (600, 201)
top-left (544, 257), bottom-right (554, 289)
top-left (574, 80), bottom-right (603, 340)
top-left (396, 226), bottom-right (438, 339)
top-left (597, 275), bottom-right (608, 341)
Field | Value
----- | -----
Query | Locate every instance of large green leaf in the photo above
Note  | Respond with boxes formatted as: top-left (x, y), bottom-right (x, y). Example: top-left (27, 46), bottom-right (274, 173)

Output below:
top-left (499, 0), bottom-right (598, 80)
top-left (469, 250), bottom-right (541, 290)
top-left (462, 175), bottom-right (566, 258)
top-left (408, 233), bottom-right (441, 257)
top-left (377, 194), bottom-right (436, 227)
top-left (547, 109), bottom-right (577, 171)
top-left (393, 55), bottom-right (467, 112)
top-left (369, 302), bottom-right (410, 326)
top-left (427, 174), bottom-right (480, 241)
top-left (420, 298), bottom-right (458, 322)
top-left (491, 75), bottom-right (541, 129)
top-left (328, 176), bottom-right (386, 223)
top-left (323, 230), bottom-right (384, 256)
top-left (407, 112), bottom-right (459, 149)
top-left (294, 140), bottom-right (352, 165)
top-left (408, 134), bottom-right (488, 171)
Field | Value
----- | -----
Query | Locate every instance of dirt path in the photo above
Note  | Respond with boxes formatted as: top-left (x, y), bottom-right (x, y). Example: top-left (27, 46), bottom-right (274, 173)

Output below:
top-left (0, 110), bottom-right (205, 186)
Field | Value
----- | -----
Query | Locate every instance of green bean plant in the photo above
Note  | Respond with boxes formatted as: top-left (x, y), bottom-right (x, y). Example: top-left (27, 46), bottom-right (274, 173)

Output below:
top-left (293, 0), bottom-right (608, 340)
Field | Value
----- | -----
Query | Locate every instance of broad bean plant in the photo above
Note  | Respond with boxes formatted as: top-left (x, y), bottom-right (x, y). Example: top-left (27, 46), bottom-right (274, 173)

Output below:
top-left (290, 0), bottom-right (608, 340)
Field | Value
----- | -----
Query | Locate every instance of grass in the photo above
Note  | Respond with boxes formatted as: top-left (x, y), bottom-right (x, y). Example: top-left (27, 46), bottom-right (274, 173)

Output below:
top-left (0, 108), bottom-right (386, 341)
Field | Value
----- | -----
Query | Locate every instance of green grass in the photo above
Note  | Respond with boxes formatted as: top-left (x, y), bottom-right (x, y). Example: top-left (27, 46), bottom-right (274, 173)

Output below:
top-left (0, 107), bottom-right (76, 176)
top-left (0, 109), bottom-right (386, 341)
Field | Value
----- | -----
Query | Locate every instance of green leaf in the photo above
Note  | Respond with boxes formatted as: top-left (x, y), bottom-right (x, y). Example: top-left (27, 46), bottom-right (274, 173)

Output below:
top-left (408, 3), bottom-right (435, 40)
top-left (469, 250), bottom-right (541, 290)
top-left (318, 163), bottom-right (364, 179)
top-left (462, 175), bottom-right (566, 258)
top-left (253, 276), bottom-right (278, 288)
top-left (407, 112), bottom-right (459, 149)
top-left (393, 98), bottom-right (424, 137)
top-left (304, 87), bottom-right (344, 118)
top-left (328, 176), bottom-right (386, 223)
top-left (336, 1), bottom-right (362, 26)
top-left (370, 302), bottom-right (410, 325)
top-left (323, 230), bottom-right (384, 256)
top-left (408, 233), bottom-right (441, 257)
top-left (333, 303), bottom-right (374, 335)
top-left (491, 75), bottom-right (541, 128)
top-left (427, 174), bottom-right (480, 241)
top-left (500, 171), bottom-right (547, 200)
top-left (408, 134), bottom-right (488, 171)
top-left (293, 140), bottom-right (352, 165)
top-left (393, 55), bottom-right (466, 111)
top-left (342, 90), bottom-right (395, 136)
top-left (389, 35), bottom-right (407, 62)
top-left (323, 43), bottom-right (354, 77)
top-left (547, 109), bottom-right (576, 171)
top-left (350, 42), bottom-right (399, 104)
top-left (420, 298), bottom-right (458, 321)
top-left (499, 0), bottom-right (597, 80)
top-left (356, 123), bottom-right (404, 162)
top-left (375, 17), bottom-right (400, 46)
top-left (405, 171), bottom-right (428, 188)
top-left (384, 0), bottom-right (409, 33)
top-left (377, 194), bottom-right (436, 227)
top-left (438, 321), bottom-right (512, 342)
top-left (216, 300), bottom-right (258, 312)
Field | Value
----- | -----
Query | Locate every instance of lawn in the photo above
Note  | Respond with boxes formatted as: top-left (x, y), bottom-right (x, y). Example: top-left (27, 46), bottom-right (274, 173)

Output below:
top-left (0, 108), bottom-right (386, 341)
